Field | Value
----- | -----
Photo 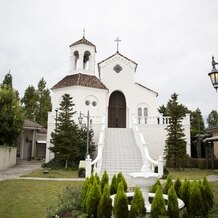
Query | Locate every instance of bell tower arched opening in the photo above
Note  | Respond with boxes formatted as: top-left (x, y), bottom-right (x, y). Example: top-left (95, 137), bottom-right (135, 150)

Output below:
top-left (108, 91), bottom-right (126, 128)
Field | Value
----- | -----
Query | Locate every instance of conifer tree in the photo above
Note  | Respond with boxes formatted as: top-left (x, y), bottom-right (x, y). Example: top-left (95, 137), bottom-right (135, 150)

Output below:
top-left (97, 183), bottom-right (112, 218)
top-left (110, 174), bottom-right (118, 195)
top-left (95, 172), bottom-right (101, 185)
top-left (207, 110), bottom-right (218, 127)
top-left (163, 175), bottom-right (173, 194)
top-left (189, 180), bottom-right (204, 217)
top-left (167, 186), bottom-right (179, 218)
top-left (113, 182), bottom-right (129, 218)
top-left (174, 177), bottom-right (182, 198)
top-left (150, 185), bottom-right (166, 218)
top-left (117, 172), bottom-right (128, 192)
top-left (86, 178), bottom-right (102, 218)
top-left (164, 93), bottom-right (188, 168)
top-left (101, 170), bottom-right (109, 193)
top-left (150, 179), bottom-right (162, 193)
top-left (179, 178), bottom-right (190, 212)
top-left (81, 177), bottom-right (90, 212)
top-left (50, 94), bottom-right (81, 168)
top-left (129, 187), bottom-right (146, 218)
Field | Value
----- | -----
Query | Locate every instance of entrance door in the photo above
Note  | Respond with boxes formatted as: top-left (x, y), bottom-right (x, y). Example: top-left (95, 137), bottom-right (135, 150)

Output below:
top-left (108, 91), bottom-right (126, 128)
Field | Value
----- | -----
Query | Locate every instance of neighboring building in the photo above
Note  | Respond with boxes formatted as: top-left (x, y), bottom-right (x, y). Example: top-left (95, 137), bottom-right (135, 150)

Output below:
top-left (18, 120), bottom-right (47, 160)
top-left (46, 36), bottom-right (190, 165)
top-left (206, 125), bottom-right (218, 158)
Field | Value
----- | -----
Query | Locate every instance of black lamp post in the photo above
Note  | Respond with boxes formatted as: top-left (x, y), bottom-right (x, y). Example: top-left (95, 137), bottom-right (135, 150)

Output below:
top-left (78, 110), bottom-right (90, 158)
top-left (208, 56), bottom-right (218, 92)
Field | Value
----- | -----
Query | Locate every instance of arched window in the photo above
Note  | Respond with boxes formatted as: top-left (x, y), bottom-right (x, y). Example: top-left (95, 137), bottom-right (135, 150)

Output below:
top-left (83, 51), bottom-right (91, 70)
top-left (138, 107), bottom-right (142, 124)
top-left (73, 51), bottom-right (79, 70)
top-left (144, 108), bottom-right (148, 124)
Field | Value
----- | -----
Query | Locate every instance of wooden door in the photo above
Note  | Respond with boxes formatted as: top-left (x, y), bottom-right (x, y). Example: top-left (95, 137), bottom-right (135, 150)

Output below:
top-left (108, 91), bottom-right (126, 128)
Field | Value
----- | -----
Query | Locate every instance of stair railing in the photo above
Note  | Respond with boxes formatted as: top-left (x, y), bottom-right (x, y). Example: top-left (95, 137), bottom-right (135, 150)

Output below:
top-left (91, 115), bottom-right (105, 175)
top-left (132, 117), bottom-right (163, 177)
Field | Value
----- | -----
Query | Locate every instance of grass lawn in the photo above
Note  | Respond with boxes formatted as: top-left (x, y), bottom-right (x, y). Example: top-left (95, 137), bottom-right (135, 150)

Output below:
top-left (22, 168), bottom-right (79, 178)
top-left (0, 180), bottom-right (83, 218)
top-left (168, 168), bottom-right (218, 180)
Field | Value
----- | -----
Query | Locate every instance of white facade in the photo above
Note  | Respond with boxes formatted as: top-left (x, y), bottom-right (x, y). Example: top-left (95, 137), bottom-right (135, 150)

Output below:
top-left (46, 36), bottom-right (190, 163)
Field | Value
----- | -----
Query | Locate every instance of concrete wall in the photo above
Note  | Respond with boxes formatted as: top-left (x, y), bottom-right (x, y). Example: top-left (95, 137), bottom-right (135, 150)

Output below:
top-left (0, 146), bottom-right (17, 170)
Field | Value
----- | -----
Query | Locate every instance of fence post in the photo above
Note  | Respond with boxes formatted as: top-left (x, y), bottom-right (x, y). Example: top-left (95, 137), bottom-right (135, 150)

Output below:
top-left (158, 156), bottom-right (164, 178)
top-left (85, 155), bottom-right (92, 178)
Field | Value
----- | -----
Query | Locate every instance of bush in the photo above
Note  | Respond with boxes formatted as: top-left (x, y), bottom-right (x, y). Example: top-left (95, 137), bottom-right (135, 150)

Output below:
top-left (86, 178), bottom-right (101, 218)
top-left (179, 178), bottom-right (190, 211)
top-left (174, 177), bottom-right (182, 198)
top-left (167, 186), bottom-right (179, 218)
top-left (117, 172), bottom-right (128, 192)
top-left (78, 168), bottom-right (85, 178)
top-left (81, 178), bottom-right (90, 212)
top-left (129, 187), bottom-right (146, 218)
top-left (113, 182), bottom-right (129, 218)
top-left (100, 170), bottom-right (109, 193)
top-left (150, 185), bottom-right (167, 218)
top-left (150, 179), bottom-right (162, 193)
top-left (163, 175), bottom-right (173, 194)
top-left (110, 174), bottom-right (117, 195)
top-left (97, 183), bottom-right (112, 218)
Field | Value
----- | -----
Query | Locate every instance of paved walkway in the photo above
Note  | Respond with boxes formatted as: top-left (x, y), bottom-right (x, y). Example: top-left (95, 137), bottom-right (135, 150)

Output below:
top-left (1, 160), bottom-right (218, 182)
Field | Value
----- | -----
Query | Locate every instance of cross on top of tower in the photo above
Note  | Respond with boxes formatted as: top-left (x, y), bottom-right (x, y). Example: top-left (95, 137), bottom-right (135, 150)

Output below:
top-left (114, 37), bottom-right (121, 53)
top-left (83, 28), bottom-right (86, 38)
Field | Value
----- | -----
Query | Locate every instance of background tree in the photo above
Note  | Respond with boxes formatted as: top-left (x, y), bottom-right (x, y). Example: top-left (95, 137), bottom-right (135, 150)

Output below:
top-left (190, 108), bottom-right (205, 137)
top-left (35, 78), bottom-right (52, 127)
top-left (0, 74), bottom-right (24, 146)
top-left (163, 93), bottom-right (188, 168)
top-left (21, 86), bottom-right (38, 121)
top-left (207, 110), bottom-right (218, 127)
top-left (50, 94), bottom-right (81, 168)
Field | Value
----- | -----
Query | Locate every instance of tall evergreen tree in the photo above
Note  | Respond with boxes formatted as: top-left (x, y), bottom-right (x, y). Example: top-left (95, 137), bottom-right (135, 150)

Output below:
top-left (164, 93), bottom-right (188, 168)
top-left (207, 110), bottom-right (218, 127)
top-left (50, 94), bottom-right (81, 168)
top-left (21, 86), bottom-right (38, 121)
top-left (1, 72), bottom-right (12, 88)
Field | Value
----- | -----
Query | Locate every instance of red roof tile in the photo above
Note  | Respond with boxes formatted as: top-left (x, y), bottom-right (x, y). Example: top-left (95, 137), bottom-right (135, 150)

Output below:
top-left (52, 73), bottom-right (108, 90)
top-left (69, 37), bottom-right (96, 52)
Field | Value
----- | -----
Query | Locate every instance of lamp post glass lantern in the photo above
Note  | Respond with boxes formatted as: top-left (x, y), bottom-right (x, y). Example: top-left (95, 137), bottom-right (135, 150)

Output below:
top-left (209, 56), bottom-right (218, 92)
top-left (78, 110), bottom-right (90, 158)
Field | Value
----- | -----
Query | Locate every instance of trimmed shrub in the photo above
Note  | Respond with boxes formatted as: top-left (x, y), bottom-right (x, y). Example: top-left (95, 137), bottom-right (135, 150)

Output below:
top-left (129, 187), bottom-right (146, 218)
top-left (189, 180), bottom-right (204, 217)
top-left (113, 182), bottom-right (129, 218)
top-left (150, 179), bottom-right (162, 193)
top-left (101, 170), bottom-right (109, 193)
top-left (95, 172), bottom-right (101, 185)
top-left (97, 183), bottom-right (112, 218)
top-left (81, 177), bottom-right (90, 212)
top-left (117, 172), bottom-right (128, 192)
top-left (150, 185), bottom-right (166, 218)
top-left (163, 175), bottom-right (173, 194)
top-left (86, 178), bottom-right (102, 218)
top-left (110, 174), bottom-right (118, 195)
top-left (174, 177), bottom-right (182, 198)
top-left (167, 186), bottom-right (179, 218)
top-left (179, 178), bottom-right (190, 211)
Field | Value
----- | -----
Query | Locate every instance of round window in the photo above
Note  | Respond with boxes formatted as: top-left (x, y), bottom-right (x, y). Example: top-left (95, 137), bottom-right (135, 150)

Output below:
top-left (85, 100), bottom-right (90, 106)
top-left (92, 101), bottom-right (97, 107)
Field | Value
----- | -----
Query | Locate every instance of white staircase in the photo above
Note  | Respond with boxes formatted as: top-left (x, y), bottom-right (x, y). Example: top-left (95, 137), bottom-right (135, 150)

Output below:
top-left (100, 128), bottom-right (143, 179)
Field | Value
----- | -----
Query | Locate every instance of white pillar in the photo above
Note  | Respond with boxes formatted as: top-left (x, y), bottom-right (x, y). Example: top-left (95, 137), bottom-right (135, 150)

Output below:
top-left (85, 155), bottom-right (92, 178)
top-left (158, 156), bottom-right (164, 178)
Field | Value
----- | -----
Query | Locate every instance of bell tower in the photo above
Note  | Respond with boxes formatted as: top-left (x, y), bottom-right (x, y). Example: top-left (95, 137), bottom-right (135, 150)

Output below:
top-left (69, 36), bottom-right (96, 75)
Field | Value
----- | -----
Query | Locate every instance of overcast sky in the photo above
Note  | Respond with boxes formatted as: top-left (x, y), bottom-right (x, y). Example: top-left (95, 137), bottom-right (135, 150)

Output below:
top-left (0, 0), bottom-right (218, 121)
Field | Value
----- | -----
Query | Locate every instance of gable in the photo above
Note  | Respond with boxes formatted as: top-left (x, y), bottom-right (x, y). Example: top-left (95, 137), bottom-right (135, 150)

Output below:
top-left (52, 73), bottom-right (108, 90)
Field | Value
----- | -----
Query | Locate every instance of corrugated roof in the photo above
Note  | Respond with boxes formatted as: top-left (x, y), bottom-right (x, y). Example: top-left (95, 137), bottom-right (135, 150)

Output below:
top-left (52, 73), bottom-right (108, 90)
top-left (69, 37), bottom-right (96, 52)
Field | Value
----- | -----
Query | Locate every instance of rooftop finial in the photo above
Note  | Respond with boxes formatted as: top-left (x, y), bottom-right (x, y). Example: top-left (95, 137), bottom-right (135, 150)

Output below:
top-left (114, 37), bottom-right (121, 53)
top-left (83, 28), bottom-right (85, 39)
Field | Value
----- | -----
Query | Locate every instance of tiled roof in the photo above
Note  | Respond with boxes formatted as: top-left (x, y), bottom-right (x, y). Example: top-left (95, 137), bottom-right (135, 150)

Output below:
top-left (24, 120), bottom-right (43, 129)
top-left (52, 73), bottom-right (108, 90)
top-left (98, 51), bottom-right (138, 71)
top-left (70, 37), bottom-right (96, 52)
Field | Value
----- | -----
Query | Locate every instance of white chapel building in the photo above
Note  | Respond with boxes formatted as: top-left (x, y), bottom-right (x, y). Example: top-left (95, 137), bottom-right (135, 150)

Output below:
top-left (46, 36), bottom-right (190, 176)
